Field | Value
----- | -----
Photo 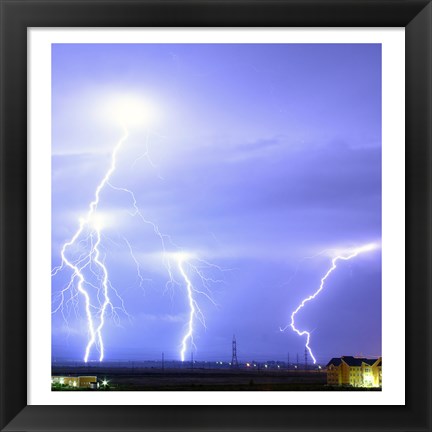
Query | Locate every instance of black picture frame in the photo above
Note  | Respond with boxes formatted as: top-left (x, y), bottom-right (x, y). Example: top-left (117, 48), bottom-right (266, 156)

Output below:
top-left (1, 1), bottom-right (431, 431)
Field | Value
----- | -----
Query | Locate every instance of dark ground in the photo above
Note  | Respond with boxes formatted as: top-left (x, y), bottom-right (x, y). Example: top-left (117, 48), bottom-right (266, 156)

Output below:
top-left (51, 366), bottom-right (380, 391)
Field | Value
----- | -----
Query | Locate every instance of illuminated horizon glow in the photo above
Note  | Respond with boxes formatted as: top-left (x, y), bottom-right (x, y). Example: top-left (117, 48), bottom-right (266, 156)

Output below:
top-left (280, 243), bottom-right (379, 364)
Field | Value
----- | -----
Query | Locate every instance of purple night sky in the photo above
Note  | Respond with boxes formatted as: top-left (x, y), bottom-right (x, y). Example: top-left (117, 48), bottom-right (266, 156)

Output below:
top-left (51, 43), bottom-right (381, 365)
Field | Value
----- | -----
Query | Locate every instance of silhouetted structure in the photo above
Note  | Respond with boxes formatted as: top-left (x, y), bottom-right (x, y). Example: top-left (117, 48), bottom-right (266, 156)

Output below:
top-left (304, 347), bottom-right (308, 370)
top-left (231, 334), bottom-right (239, 368)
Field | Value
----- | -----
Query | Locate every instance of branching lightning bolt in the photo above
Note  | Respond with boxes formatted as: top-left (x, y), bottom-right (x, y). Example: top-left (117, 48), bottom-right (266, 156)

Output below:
top-left (52, 124), bottom-right (174, 361)
top-left (178, 259), bottom-right (196, 362)
top-left (52, 121), bottom-right (224, 363)
top-left (52, 126), bottom-right (132, 362)
top-left (175, 254), bottom-right (221, 362)
top-left (280, 243), bottom-right (377, 364)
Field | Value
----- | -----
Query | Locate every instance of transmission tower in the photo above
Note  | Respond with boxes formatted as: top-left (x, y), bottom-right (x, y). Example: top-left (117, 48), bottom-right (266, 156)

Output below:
top-left (304, 347), bottom-right (308, 370)
top-left (231, 334), bottom-right (239, 368)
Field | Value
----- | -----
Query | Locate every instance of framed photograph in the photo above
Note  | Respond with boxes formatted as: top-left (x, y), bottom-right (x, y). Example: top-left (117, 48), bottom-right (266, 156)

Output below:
top-left (1, 1), bottom-right (431, 431)
top-left (46, 32), bottom-right (389, 400)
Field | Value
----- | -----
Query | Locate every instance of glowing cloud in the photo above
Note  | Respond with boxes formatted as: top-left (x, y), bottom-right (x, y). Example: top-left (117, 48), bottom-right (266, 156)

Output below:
top-left (104, 94), bottom-right (158, 128)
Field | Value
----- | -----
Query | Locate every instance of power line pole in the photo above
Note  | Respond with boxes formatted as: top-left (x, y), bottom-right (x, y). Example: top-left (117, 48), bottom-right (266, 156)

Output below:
top-left (296, 353), bottom-right (299, 370)
top-left (162, 352), bottom-right (164, 372)
top-left (231, 334), bottom-right (239, 368)
top-left (287, 352), bottom-right (290, 370)
top-left (304, 347), bottom-right (308, 371)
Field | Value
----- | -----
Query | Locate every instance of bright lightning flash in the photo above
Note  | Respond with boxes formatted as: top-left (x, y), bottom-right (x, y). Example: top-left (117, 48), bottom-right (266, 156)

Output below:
top-left (173, 252), bottom-right (220, 362)
top-left (52, 127), bottom-right (132, 363)
top-left (280, 243), bottom-right (378, 364)
top-left (52, 99), bottom-right (222, 363)
top-left (52, 96), bottom-right (167, 362)
top-left (104, 94), bottom-right (157, 128)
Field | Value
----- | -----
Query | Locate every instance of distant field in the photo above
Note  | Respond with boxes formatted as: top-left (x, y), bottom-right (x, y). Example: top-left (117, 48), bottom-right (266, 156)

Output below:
top-left (51, 367), bottom-right (380, 391)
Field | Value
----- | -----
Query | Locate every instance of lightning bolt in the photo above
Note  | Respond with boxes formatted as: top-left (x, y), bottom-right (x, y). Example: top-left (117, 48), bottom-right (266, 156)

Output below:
top-left (178, 259), bottom-right (196, 362)
top-left (52, 124), bottom-right (173, 362)
top-left (52, 126), bottom-right (131, 362)
top-left (52, 122), bottom-right (223, 363)
top-left (280, 243), bottom-right (377, 364)
top-left (174, 253), bottom-right (221, 362)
